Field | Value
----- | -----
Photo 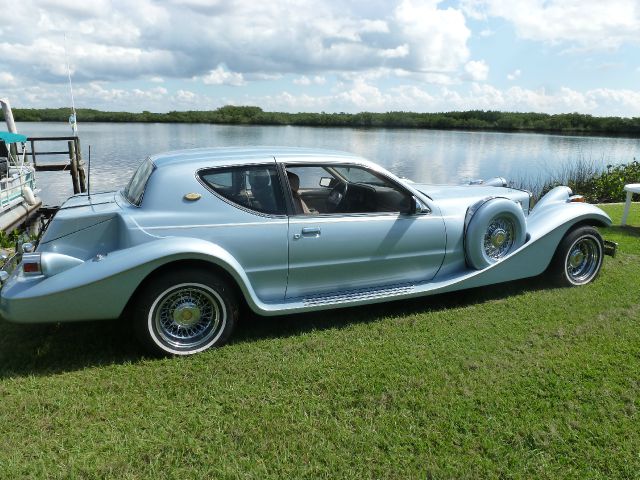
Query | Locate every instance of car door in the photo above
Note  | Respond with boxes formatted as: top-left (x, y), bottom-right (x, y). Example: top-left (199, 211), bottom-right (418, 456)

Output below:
top-left (195, 162), bottom-right (290, 302)
top-left (283, 162), bottom-right (447, 299)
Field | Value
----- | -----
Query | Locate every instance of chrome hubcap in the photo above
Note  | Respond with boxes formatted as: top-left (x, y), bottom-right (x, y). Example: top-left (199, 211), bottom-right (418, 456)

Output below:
top-left (566, 236), bottom-right (601, 284)
top-left (172, 302), bottom-right (201, 327)
top-left (484, 217), bottom-right (515, 260)
top-left (491, 228), bottom-right (507, 248)
top-left (153, 284), bottom-right (224, 350)
top-left (569, 250), bottom-right (585, 268)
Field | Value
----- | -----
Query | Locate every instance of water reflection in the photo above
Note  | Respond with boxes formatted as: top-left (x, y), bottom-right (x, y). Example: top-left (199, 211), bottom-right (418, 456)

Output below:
top-left (17, 122), bottom-right (639, 205)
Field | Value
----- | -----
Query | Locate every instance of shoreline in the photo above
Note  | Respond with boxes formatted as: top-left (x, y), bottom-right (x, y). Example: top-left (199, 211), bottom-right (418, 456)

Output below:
top-left (12, 106), bottom-right (640, 139)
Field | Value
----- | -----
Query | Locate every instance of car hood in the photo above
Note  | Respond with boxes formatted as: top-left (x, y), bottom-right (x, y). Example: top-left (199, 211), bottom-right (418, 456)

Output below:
top-left (412, 183), bottom-right (531, 215)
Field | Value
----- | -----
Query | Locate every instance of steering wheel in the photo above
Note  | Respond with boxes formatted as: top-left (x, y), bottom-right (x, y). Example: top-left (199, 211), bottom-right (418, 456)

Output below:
top-left (327, 181), bottom-right (348, 212)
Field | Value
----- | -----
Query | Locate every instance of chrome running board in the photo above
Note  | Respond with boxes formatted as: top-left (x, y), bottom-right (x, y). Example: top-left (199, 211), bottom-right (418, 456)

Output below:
top-left (303, 283), bottom-right (415, 307)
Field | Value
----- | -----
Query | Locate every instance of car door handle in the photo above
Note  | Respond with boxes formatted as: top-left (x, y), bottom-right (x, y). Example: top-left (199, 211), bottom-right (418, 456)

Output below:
top-left (300, 227), bottom-right (321, 237)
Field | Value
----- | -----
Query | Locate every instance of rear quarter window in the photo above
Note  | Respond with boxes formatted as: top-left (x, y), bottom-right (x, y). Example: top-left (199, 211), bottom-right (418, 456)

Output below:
top-left (199, 165), bottom-right (286, 215)
top-left (124, 159), bottom-right (155, 206)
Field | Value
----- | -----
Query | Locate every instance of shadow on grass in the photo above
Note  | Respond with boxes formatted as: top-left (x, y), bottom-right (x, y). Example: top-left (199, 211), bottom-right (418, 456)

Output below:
top-left (608, 225), bottom-right (640, 237)
top-left (231, 276), bottom-right (550, 345)
top-left (0, 276), bottom-right (550, 380)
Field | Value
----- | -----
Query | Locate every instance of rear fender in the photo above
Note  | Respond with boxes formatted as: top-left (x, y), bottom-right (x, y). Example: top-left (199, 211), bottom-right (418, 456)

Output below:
top-left (1, 237), bottom-right (261, 323)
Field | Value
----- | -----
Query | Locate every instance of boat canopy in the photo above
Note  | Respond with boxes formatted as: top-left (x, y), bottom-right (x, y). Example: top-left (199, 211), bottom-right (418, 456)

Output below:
top-left (0, 131), bottom-right (27, 144)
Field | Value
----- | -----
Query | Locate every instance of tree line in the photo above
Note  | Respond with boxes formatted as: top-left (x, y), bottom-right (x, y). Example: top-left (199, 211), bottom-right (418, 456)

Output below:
top-left (11, 105), bottom-right (640, 136)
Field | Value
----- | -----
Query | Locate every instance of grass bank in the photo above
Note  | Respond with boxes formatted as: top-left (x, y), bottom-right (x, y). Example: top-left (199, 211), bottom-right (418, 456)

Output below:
top-left (0, 204), bottom-right (639, 478)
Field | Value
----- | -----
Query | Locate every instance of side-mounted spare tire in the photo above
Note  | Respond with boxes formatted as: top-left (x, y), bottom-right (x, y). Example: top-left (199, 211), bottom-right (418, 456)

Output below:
top-left (465, 197), bottom-right (527, 270)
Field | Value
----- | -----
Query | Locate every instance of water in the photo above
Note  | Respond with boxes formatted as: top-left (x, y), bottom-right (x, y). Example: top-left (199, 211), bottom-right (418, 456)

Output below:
top-left (16, 122), bottom-right (640, 206)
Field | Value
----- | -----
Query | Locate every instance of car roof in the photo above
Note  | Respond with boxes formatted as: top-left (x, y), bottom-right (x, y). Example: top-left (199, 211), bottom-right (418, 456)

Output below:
top-left (149, 146), bottom-right (366, 168)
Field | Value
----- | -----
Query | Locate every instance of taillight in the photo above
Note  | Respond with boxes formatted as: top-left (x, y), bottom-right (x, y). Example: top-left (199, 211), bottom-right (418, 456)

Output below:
top-left (22, 253), bottom-right (42, 275)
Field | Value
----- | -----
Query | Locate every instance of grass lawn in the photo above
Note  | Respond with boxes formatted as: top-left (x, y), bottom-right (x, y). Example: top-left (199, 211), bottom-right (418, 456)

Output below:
top-left (1, 204), bottom-right (639, 479)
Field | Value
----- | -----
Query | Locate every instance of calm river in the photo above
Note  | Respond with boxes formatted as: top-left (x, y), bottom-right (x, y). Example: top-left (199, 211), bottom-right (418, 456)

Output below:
top-left (16, 121), bottom-right (640, 206)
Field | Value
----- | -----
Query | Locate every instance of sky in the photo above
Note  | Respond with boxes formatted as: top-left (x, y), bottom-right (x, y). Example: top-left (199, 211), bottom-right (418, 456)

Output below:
top-left (0, 0), bottom-right (639, 116)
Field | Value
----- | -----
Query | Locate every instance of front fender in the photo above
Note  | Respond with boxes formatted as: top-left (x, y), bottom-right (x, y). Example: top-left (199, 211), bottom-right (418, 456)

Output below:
top-left (528, 186), bottom-right (611, 240)
top-left (0, 237), bottom-right (260, 323)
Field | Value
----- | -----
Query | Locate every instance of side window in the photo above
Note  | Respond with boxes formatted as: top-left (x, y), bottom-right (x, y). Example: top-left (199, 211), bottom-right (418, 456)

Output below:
top-left (199, 165), bottom-right (286, 215)
top-left (285, 164), bottom-right (412, 215)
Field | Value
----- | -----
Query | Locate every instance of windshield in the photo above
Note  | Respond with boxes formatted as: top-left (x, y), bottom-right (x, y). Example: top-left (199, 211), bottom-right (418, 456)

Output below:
top-left (123, 158), bottom-right (155, 206)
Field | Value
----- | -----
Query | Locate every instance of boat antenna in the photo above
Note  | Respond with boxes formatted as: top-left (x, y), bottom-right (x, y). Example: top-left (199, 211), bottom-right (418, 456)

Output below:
top-left (87, 145), bottom-right (91, 199)
top-left (64, 34), bottom-right (78, 136)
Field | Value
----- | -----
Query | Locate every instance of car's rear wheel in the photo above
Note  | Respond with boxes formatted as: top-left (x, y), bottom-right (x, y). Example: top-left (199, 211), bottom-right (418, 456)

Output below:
top-left (548, 226), bottom-right (604, 287)
top-left (134, 268), bottom-right (238, 356)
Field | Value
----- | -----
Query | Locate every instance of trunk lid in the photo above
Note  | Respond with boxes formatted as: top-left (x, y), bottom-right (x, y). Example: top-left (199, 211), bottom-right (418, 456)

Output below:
top-left (39, 192), bottom-right (122, 244)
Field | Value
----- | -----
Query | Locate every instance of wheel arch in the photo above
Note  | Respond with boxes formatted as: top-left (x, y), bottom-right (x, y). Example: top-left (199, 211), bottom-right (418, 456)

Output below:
top-left (121, 258), bottom-right (250, 321)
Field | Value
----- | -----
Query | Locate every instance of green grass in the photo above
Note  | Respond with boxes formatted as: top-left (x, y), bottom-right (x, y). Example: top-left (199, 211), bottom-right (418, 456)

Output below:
top-left (1, 204), bottom-right (639, 478)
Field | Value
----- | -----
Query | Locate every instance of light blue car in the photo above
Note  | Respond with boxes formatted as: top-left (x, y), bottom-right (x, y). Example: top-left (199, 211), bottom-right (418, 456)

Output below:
top-left (0, 147), bottom-right (616, 355)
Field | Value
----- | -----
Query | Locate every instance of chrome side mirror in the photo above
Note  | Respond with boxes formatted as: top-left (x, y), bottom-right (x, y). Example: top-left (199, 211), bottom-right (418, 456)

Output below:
top-left (409, 196), bottom-right (429, 215)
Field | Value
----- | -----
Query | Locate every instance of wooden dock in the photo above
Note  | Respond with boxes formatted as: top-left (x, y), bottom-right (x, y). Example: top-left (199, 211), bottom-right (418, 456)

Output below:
top-left (27, 136), bottom-right (87, 194)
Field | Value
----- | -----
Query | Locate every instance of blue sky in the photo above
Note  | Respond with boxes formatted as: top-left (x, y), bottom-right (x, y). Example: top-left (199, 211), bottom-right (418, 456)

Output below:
top-left (1, 0), bottom-right (639, 115)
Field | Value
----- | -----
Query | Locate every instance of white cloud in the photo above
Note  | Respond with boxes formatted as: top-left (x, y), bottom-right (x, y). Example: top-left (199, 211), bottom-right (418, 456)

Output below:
top-left (0, 0), bottom-right (474, 86)
top-left (200, 65), bottom-right (246, 86)
top-left (507, 69), bottom-right (521, 81)
top-left (175, 89), bottom-right (196, 103)
top-left (379, 44), bottom-right (410, 59)
top-left (0, 72), bottom-right (17, 87)
top-left (293, 75), bottom-right (326, 86)
top-left (0, 0), bottom-right (636, 117)
top-left (463, 0), bottom-right (640, 49)
top-left (394, 0), bottom-right (471, 72)
top-left (464, 60), bottom-right (489, 81)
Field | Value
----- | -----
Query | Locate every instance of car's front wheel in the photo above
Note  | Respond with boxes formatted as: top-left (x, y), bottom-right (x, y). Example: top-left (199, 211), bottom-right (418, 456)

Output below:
top-left (134, 268), bottom-right (238, 356)
top-left (548, 226), bottom-right (604, 287)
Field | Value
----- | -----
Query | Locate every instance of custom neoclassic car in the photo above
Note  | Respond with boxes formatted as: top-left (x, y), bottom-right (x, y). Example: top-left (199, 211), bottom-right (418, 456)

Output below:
top-left (0, 147), bottom-right (616, 355)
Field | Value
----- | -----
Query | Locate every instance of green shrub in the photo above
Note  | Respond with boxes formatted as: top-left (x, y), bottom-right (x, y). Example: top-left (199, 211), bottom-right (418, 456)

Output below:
top-left (515, 158), bottom-right (640, 203)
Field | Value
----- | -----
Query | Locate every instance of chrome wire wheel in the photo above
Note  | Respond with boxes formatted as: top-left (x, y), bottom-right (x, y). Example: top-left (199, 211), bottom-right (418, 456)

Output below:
top-left (483, 215), bottom-right (516, 261)
top-left (150, 283), bottom-right (226, 352)
top-left (564, 235), bottom-right (602, 285)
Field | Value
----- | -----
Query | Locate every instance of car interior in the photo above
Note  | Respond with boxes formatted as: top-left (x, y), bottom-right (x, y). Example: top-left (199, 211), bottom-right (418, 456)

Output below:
top-left (285, 164), bottom-right (412, 215)
top-left (200, 164), bottom-right (412, 216)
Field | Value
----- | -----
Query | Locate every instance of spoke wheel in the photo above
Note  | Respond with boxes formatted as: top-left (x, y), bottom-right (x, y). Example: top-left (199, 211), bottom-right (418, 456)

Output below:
top-left (153, 284), bottom-right (224, 351)
top-left (465, 198), bottom-right (527, 270)
top-left (134, 268), bottom-right (238, 356)
top-left (483, 216), bottom-right (516, 260)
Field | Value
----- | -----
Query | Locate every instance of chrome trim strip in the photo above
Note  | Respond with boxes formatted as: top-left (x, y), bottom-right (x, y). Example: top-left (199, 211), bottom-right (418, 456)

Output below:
top-left (143, 221), bottom-right (289, 230)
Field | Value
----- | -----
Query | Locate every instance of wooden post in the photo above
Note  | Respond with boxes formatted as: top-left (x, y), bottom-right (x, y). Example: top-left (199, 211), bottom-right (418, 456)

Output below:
top-left (30, 139), bottom-right (36, 166)
top-left (68, 140), bottom-right (80, 194)
top-left (74, 137), bottom-right (87, 193)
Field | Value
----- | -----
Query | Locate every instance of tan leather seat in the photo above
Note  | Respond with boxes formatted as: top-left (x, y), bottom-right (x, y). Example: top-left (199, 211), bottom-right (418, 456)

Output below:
top-left (287, 171), bottom-right (311, 214)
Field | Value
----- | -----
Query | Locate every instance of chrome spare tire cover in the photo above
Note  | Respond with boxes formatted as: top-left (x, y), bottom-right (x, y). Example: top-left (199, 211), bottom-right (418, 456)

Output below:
top-left (465, 198), bottom-right (527, 270)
